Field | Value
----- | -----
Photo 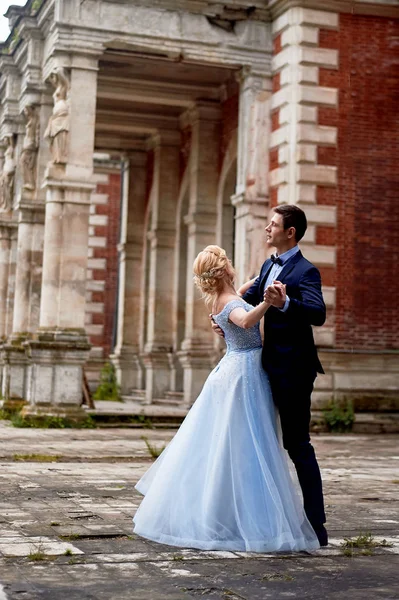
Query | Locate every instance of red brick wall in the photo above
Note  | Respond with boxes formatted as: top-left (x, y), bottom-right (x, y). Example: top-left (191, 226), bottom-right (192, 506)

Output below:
top-left (88, 171), bottom-right (121, 357)
top-left (324, 14), bottom-right (399, 349)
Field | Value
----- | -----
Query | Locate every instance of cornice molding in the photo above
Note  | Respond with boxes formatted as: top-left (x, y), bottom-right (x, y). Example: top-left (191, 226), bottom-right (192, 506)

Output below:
top-left (268, 0), bottom-right (399, 20)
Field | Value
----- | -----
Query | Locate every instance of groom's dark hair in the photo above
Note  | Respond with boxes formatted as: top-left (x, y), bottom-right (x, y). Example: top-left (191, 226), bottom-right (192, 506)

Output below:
top-left (273, 205), bottom-right (307, 242)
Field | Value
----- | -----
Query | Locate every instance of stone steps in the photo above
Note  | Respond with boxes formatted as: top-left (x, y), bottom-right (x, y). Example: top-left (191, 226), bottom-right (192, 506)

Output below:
top-left (87, 401), bottom-right (399, 432)
top-left (153, 391), bottom-right (185, 407)
top-left (311, 410), bottom-right (399, 434)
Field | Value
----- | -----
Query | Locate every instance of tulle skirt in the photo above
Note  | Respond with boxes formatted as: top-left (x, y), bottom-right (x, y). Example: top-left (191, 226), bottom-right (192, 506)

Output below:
top-left (133, 347), bottom-right (319, 552)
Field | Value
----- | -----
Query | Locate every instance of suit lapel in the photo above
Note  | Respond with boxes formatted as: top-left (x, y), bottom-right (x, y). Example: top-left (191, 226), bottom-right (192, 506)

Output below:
top-left (260, 259), bottom-right (273, 292)
top-left (276, 250), bottom-right (303, 283)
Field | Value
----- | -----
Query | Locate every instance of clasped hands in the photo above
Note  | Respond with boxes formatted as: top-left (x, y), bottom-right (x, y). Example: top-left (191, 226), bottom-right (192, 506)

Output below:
top-left (264, 280), bottom-right (286, 309)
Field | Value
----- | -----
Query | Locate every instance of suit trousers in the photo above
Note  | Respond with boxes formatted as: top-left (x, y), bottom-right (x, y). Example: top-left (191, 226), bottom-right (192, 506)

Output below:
top-left (268, 371), bottom-right (326, 529)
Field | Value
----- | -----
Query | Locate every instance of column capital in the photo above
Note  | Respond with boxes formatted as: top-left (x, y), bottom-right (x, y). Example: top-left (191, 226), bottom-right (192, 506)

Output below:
top-left (15, 203), bottom-right (45, 225)
top-left (146, 130), bottom-right (181, 149)
top-left (42, 53), bottom-right (100, 82)
top-left (236, 67), bottom-right (272, 93)
top-left (0, 224), bottom-right (14, 240)
top-left (183, 101), bottom-right (222, 127)
top-left (42, 177), bottom-right (96, 205)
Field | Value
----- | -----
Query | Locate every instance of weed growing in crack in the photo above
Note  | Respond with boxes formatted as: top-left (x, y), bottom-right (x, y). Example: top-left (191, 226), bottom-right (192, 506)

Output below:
top-left (341, 532), bottom-right (393, 557)
top-left (141, 435), bottom-right (165, 459)
top-left (28, 541), bottom-right (47, 562)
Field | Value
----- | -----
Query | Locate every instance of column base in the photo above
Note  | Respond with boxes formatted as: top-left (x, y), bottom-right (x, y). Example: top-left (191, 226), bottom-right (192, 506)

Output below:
top-left (111, 346), bottom-right (143, 395)
top-left (141, 347), bottom-right (173, 405)
top-left (23, 329), bottom-right (91, 413)
top-left (21, 403), bottom-right (88, 423)
top-left (1, 338), bottom-right (31, 402)
top-left (177, 344), bottom-right (216, 406)
top-left (0, 397), bottom-right (27, 413)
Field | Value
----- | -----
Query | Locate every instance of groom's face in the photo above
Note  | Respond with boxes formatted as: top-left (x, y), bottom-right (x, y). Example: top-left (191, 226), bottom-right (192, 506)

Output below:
top-left (265, 213), bottom-right (286, 248)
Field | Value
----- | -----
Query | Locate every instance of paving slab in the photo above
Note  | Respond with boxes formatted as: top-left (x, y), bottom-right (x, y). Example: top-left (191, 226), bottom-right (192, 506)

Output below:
top-left (0, 423), bottom-right (398, 599)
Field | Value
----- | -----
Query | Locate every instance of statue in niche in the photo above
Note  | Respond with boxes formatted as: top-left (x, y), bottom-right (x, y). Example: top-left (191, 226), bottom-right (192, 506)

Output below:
top-left (20, 104), bottom-right (40, 190)
top-left (0, 135), bottom-right (16, 213)
top-left (44, 67), bottom-right (70, 164)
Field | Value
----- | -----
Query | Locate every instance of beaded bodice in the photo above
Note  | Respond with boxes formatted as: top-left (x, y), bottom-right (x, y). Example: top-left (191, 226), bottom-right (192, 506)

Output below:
top-left (212, 299), bottom-right (262, 352)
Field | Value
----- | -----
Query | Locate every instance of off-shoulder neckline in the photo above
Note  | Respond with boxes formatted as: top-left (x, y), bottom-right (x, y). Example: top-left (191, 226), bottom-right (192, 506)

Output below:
top-left (212, 298), bottom-right (247, 318)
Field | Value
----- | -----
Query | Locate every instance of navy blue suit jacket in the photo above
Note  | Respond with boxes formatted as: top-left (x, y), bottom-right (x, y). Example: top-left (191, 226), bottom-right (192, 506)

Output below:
top-left (243, 251), bottom-right (326, 379)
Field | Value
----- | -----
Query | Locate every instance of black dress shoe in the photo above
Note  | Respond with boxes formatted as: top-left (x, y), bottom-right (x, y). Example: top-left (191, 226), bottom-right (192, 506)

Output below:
top-left (314, 525), bottom-right (328, 546)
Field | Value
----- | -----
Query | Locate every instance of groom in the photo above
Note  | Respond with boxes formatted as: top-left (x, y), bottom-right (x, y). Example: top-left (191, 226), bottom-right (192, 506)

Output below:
top-left (215, 204), bottom-right (328, 546)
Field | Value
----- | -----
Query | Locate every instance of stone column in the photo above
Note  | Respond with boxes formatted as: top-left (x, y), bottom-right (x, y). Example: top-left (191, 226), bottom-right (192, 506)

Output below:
top-left (1, 97), bottom-right (52, 406)
top-left (232, 70), bottom-right (271, 283)
top-left (142, 134), bottom-right (180, 404)
top-left (0, 225), bottom-right (12, 339)
top-left (1, 207), bottom-right (44, 405)
top-left (111, 151), bottom-right (147, 394)
top-left (178, 104), bottom-right (221, 406)
top-left (23, 57), bottom-right (98, 419)
top-left (0, 224), bottom-right (12, 397)
top-left (0, 222), bottom-right (18, 402)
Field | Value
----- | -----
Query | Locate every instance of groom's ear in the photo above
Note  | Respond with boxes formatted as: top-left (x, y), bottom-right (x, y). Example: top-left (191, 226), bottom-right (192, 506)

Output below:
top-left (286, 226), bottom-right (296, 240)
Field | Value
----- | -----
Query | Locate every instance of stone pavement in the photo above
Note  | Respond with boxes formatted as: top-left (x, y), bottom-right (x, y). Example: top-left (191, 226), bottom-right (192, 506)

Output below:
top-left (0, 423), bottom-right (398, 599)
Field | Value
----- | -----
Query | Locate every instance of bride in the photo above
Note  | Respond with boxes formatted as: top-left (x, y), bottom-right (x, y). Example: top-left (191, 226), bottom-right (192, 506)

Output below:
top-left (133, 245), bottom-right (319, 552)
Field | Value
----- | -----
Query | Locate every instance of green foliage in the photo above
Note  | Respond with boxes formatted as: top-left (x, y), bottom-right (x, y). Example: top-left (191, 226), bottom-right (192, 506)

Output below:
top-left (0, 408), bottom-right (96, 429)
top-left (141, 435), bottom-right (166, 459)
top-left (59, 534), bottom-right (81, 541)
top-left (64, 548), bottom-right (73, 556)
top-left (130, 414), bottom-right (153, 428)
top-left (341, 532), bottom-right (393, 557)
top-left (8, 413), bottom-right (96, 429)
top-left (322, 398), bottom-right (355, 433)
top-left (31, 0), bottom-right (45, 14)
top-left (28, 541), bottom-right (47, 561)
top-left (262, 573), bottom-right (294, 582)
top-left (28, 550), bottom-right (46, 561)
top-left (13, 454), bottom-right (61, 462)
top-left (0, 408), bottom-right (13, 420)
top-left (93, 362), bottom-right (121, 402)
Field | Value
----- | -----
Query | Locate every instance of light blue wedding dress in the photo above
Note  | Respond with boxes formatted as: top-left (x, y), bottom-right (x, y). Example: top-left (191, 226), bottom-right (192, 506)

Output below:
top-left (133, 299), bottom-right (319, 552)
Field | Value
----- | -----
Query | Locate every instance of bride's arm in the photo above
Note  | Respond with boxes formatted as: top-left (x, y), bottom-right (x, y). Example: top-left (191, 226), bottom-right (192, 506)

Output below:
top-left (229, 301), bottom-right (270, 329)
top-left (236, 277), bottom-right (257, 297)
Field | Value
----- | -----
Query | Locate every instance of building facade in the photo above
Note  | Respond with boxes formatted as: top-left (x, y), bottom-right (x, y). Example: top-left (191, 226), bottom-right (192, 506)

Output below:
top-left (0, 0), bottom-right (398, 418)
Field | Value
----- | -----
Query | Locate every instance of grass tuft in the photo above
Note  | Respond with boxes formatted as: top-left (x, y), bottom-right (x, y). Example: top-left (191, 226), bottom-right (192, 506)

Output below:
top-left (28, 541), bottom-right (47, 562)
top-left (13, 454), bottom-right (61, 462)
top-left (141, 435), bottom-right (166, 459)
top-left (323, 398), bottom-right (355, 433)
top-left (341, 532), bottom-right (393, 557)
top-left (59, 534), bottom-right (81, 541)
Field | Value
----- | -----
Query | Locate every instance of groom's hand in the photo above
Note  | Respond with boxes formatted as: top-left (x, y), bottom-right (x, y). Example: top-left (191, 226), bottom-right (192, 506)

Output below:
top-left (210, 314), bottom-right (225, 338)
top-left (264, 281), bottom-right (286, 309)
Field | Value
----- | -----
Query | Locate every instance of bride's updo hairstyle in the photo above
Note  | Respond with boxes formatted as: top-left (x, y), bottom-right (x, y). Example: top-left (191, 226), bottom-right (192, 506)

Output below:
top-left (193, 245), bottom-right (236, 306)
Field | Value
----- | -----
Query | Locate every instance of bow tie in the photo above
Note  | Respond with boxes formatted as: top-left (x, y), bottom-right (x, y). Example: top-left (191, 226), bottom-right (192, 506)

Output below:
top-left (270, 254), bottom-right (283, 266)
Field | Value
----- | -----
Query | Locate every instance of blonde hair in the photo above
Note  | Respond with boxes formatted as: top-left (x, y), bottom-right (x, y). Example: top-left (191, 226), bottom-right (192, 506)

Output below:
top-left (193, 245), bottom-right (236, 306)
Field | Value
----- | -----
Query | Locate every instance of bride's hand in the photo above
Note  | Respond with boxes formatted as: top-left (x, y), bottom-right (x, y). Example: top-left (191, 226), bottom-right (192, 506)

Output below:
top-left (264, 282), bottom-right (286, 308)
top-left (209, 314), bottom-right (225, 338)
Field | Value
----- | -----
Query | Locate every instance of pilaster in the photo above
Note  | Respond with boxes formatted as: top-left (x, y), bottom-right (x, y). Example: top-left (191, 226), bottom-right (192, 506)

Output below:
top-left (111, 152), bottom-right (147, 394)
top-left (0, 223), bottom-right (13, 339)
top-left (177, 104), bottom-right (221, 406)
top-left (233, 70), bottom-right (272, 283)
top-left (269, 7), bottom-right (339, 348)
top-left (23, 56), bottom-right (99, 417)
